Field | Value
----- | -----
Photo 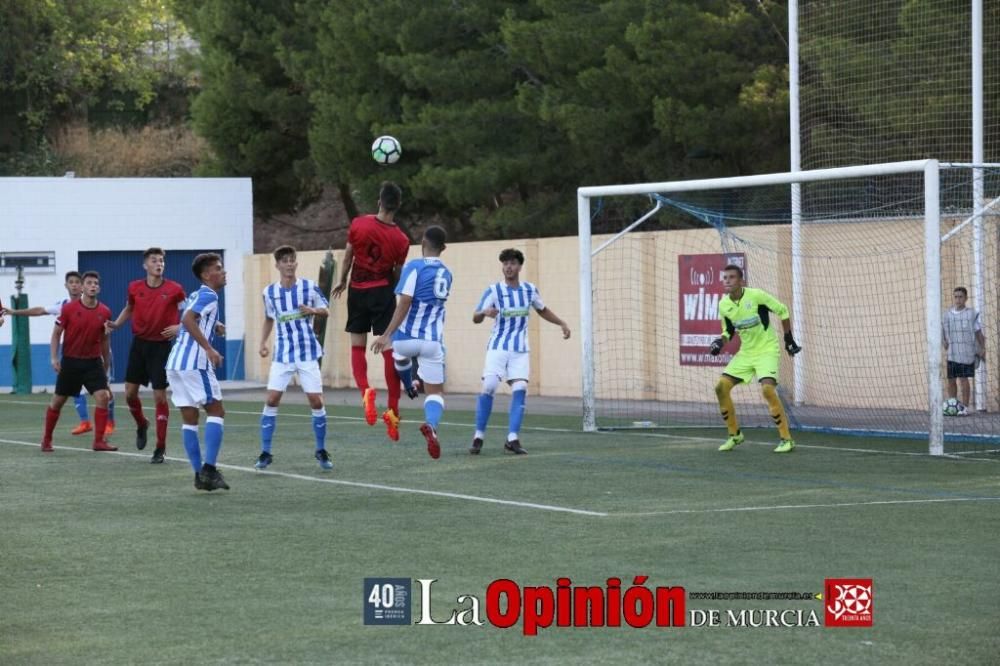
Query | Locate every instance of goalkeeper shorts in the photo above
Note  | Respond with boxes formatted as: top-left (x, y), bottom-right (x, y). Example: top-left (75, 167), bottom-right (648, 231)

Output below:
top-left (723, 351), bottom-right (780, 384)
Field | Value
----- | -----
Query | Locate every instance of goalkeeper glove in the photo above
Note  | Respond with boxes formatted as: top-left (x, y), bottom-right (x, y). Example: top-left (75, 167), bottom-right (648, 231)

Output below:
top-left (709, 337), bottom-right (725, 356)
top-left (784, 332), bottom-right (801, 356)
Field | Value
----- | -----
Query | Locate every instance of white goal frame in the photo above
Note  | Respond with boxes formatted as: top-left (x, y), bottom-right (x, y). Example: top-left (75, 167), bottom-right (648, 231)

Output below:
top-left (577, 159), bottom-right (946, 454)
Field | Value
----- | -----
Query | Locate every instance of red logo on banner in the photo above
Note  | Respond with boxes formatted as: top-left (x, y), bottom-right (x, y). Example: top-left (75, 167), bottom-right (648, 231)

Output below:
top-left (678, 253), bottom-right (745, 366)
top-left (824, 579), bottom-right (873, 627)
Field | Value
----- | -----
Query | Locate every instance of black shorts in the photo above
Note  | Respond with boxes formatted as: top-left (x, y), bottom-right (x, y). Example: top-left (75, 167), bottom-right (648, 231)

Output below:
top-left (947, 361), bottom-right (975, 379)
top-left (345, 285), bottom-right (396, 335)
top-left (56, 357), bottom-right (108, 397)
top-left (125, 337), bottom-right (172, 389)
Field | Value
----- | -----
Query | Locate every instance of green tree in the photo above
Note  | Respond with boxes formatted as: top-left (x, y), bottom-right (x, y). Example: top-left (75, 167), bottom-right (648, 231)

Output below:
top-left (0, 0), bottom-right (177, 161)
top-left (174, 0), bottom-right (313, 211)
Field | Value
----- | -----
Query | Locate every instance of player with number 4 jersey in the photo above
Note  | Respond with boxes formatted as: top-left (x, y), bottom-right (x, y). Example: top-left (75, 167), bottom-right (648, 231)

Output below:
top-left (371, 227), bottom-right (451, 459)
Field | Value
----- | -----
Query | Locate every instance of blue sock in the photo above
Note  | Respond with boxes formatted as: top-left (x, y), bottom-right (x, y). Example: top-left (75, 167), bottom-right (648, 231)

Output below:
top-left (74, 394), bottom-right (89, 421)
top-left (204, 417), bottom-right (224, 465)
top-left (182, 425), bottom-right (202, 473)
top-left (395, 359), bottom-right (413, 389)
top-left (107, 397), bottom-right (116, 424)
top-left (509, 390), bottom-right (526, 437)
top-left (475, 393), bottom-right (494, 432)
top-left (312, 408), bottom-right (327, 450)
top-left (260, 412), bottom-right (277, 453)
top-left (425, 396), bottom-right (444, 429)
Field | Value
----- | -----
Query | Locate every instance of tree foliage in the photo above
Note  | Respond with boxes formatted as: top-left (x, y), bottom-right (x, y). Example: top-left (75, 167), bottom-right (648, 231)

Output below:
top-left (172, 0), bottom-right (314, 211)
top-left (178, 0), bottom-right (791, 236)
top-left (0, 0), bottom-right (186, 164)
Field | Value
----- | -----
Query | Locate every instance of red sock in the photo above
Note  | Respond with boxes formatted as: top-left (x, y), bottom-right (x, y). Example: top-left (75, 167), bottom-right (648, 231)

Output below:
top-left (155, 401), bottom-right (169, 448)
top-left (93, 407), bottom-right (108, 444)
top-left (351, 345), bottom-right (369, 393)
top-left (126, 397), bottom-right (148, 427)
top-left (44, 407), bottom-right (60, 440)
top-left (383, 350), bottom-right (401, 414)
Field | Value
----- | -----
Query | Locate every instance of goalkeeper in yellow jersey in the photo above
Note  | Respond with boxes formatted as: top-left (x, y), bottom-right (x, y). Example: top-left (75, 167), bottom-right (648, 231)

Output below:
top-left (709, 264), bottom-right (801, 453)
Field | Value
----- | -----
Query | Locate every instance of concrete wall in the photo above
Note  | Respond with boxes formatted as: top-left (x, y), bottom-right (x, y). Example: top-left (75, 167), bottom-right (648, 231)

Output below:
top-left (244, 220), bottom-right (999, 412)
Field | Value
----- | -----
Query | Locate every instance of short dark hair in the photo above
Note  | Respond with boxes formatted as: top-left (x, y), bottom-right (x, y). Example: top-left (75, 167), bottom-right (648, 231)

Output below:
top-left (723, 264), bottom-right (744, 279)
top-left (192, 252), bottom-right (222, 279)
top-left (423, 225), bottom-right (447, 251)
top-left (499, 248), bottom-right (524, 265)
top-left (273, 245), bottom-right (296, 262)
top-left (64, 271), bottom-right (82, 282)
top-left (379, 181), bottom-right (402, 212)
top-left (954, 286), bottom-right (968, 297)
top-left (143, 247), bottom-right (165, 260)
top-left (81, 270), bottom-right (100, 283)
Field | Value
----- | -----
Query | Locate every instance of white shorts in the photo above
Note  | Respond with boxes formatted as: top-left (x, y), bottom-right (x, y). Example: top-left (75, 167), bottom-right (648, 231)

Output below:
top-left (167, 368), bottom-right (222, 408)
top-left (267, 359), bottom-right (323, 393)
top-left (482, 349), bottom-right (530, 382)
top-left (392, 338), bottom-right (446, 385)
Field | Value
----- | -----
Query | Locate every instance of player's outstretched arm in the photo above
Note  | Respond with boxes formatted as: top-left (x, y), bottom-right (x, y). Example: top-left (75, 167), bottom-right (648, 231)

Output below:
top-left (107, 301), bottom-right (133, 332)
top-left (5, 306), bottom-right (48, 317)
top-left (50, 323), bottom-right (63, 373)
top-left (331, 243), bottom-right (354, 299)
top-left (298, 304), bottom-right (328, 318)
top-left (182, 309), bottom-right (223, 368)
top-left (780, 318), bottom-right (801, 356)
top-left (101, 335), bottom-right (112, 374)
top-left (473, 306), bottom-right (498, 324)
top-left (259, 317), bottom-right (274, 357)
top-left (371, 295), bottom-right (413, 354)
top-left (538, 307), bottom-right (571, 339)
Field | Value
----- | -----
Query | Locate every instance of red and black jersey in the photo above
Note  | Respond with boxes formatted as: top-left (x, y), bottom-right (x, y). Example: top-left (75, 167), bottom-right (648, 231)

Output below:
top-left (347, 215), bottom-right (410, 289)
top-left (59, 299), bottom-right (112, 359)
top-left (128, 278), bottom-right (186, 340)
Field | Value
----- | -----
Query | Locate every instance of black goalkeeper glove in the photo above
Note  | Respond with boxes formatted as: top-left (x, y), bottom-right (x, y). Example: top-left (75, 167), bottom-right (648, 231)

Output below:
top-left (709, 337), bottom-right (725, 356)
top-left (784, 332), bottom-right (802, 356)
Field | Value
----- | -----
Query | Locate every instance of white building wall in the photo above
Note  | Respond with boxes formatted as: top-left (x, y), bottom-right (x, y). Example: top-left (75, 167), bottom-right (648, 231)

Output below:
top-left (0, 177), bottom-right (252, 378)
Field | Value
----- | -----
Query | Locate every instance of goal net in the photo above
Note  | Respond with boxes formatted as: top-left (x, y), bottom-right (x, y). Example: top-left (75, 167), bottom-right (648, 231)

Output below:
top-left (798, 0), bottom-right (1000, 171)
top-left (578, 161), bottom-right (1000, 456)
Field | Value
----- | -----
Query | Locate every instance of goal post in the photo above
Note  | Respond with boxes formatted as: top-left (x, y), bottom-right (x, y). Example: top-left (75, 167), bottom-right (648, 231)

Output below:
top-left (575, 159), bottom-right (1000, 456)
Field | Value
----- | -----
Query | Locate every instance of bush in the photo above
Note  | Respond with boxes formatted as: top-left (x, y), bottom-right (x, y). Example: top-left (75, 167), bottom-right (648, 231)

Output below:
top-left (52, 124), bottom-right (207, 177)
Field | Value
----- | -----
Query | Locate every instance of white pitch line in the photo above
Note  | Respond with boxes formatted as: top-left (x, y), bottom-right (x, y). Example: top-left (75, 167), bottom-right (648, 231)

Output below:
top-left (0, 437), bottom-right (607, 517)
top-left (619, 496), bottom-right (1000, 517)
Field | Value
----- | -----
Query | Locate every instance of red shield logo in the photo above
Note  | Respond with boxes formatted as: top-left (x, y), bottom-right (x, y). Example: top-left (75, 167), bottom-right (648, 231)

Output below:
top-left (825, 578), bottom-right (873, 627)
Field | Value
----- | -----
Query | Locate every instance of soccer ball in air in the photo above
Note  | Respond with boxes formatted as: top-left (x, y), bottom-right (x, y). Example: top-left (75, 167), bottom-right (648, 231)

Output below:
top-left (942, 398), bottom-right (961, 416)
top-left (371, 135), bottom-right (402, 165)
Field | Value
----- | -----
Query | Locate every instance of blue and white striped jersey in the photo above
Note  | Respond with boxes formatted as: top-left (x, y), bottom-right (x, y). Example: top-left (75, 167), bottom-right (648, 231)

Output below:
top-left (263, 279), bottom-right (328, 363)
top-left (476, 282), bottom-right (545, 352)
top-left (392, 258), bottom-right (452, 343)
top-left (46, 298), bottom-right (70, 316)
top-left (166, 286), bottom-right (220, 371)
